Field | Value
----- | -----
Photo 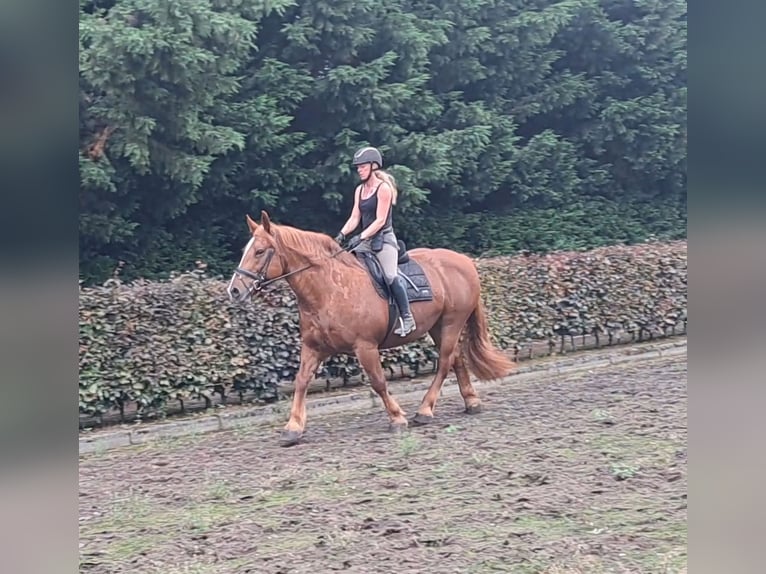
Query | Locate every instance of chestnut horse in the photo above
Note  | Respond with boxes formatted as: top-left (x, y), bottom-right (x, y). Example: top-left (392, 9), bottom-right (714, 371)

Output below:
top-left (227, 211), bottom-right (515, 446)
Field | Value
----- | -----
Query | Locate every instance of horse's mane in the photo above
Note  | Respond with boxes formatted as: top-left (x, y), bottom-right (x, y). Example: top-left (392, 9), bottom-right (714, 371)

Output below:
top-left (274, 224), bottom-right (360, 270)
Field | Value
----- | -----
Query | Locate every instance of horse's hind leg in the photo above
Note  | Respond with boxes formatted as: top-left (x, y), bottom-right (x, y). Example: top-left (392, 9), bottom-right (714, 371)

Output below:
top-left (412, 322), bottom-right (463, 425)
top-left (453, 353), bottom-right (481, 414)
top-left (354, 343), bottom-right (408, 432)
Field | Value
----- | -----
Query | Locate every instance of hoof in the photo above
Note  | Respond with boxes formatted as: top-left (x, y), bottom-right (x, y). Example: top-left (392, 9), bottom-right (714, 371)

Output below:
top-left (279, 429), bottom-right (303, 447)
top-left (411, 413), bottom-right (434, 426)
top-left (389, 421), bottom-right (408, 434)
top-left (464, 403), bottom-right (482, 415)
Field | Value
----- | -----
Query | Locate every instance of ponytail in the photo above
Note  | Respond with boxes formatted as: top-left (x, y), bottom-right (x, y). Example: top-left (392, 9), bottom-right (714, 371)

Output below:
top-left (375, 168), bottom-right (398, 205)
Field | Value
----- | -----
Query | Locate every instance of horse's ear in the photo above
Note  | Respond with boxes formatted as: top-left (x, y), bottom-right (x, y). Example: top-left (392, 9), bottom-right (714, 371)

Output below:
top-left (246, 214), bottom-right (258, 233)
top-left (260, 210), bottom-right (272, 235)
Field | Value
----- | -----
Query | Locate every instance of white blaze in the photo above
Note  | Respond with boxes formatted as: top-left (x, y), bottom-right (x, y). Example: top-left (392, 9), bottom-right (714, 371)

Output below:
top-left (227, 237), bottom-right (254, 300)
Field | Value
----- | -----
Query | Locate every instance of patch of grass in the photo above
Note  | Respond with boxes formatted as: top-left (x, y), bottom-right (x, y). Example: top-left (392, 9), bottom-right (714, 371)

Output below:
top-left (203, 480), bottom-right (235, 501)
top-left (510, 514), bottom-right (583, 538)
top-left (97, 498), bottom-right (242, 534)
top-left (543, 554), bottom-right (624, 573)
top-left (456, 513), bottom-right (583, 547)
top-left (95, 490), bottom-right (157, 528)
top-left (80, 492), bottom-right (249, 566)
top-left (316, 469), bottom-right (342, 485)
top-left (641, 514), bottom-right (687, 546)
top-left (466, 547), bottom-right (685, 574)
top-left (580, 502), bottom-right (686, 568)
top-left (158, 558), bottom-right (257, 574)
top-left (469, 451), bottom-right (494, 468)
top-left (366, 466), bottom-right (405, 479)
top-left (452, 502), bottom-right (684, 573)
top-left (397, 433), bottom-right (419, 456)
top-left (610, 461), bottom-right (640, 480)
top-left (431, 461), bottom-right (455, 478)
top-left (635, 548), bottom-right (687, 573)
top-left (102, 533), bottom-right (171, 563)
top-left (466, 558), bottom-right (513, 573)
top-left (182, 502), bottom-right (240, 534)
top-left (585, 430), bottom-right (679, 470)
top-left (555, 447), bottom-right (582, 460)
top-left (500, 547), bottom-right (687, 574)
top-left (591, 408), bottom-right (614, 424)
top-left (252, 530), bottom-right (323, 558)
top-left (254, 489), bottom-right (304, 509)
top-left (198, 469), bottom-right (238, 502)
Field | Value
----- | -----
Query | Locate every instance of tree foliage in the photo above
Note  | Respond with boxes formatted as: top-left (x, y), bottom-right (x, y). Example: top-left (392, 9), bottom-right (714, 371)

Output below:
top-left (79, 0), bottom-right (687, 284)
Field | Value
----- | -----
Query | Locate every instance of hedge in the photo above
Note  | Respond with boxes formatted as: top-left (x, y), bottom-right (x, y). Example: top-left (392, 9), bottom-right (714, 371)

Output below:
top-left (79, 240), bottom-right (687, 421)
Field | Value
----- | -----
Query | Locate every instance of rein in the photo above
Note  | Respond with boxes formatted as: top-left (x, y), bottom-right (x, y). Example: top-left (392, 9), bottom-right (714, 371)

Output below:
top-left (235, 243), bottom-right (353, 296)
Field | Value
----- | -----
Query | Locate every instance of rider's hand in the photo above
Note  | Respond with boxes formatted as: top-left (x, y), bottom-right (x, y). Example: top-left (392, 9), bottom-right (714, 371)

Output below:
top-left (334, 232), bottom-right (346, 245)
top-left (347, 235), bottom-right (362, 249)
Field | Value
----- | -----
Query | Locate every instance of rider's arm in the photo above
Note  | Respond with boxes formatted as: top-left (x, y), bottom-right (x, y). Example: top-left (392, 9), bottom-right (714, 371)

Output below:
top-left (360, 183), bottom-right (393, 240)
top-left (339, 185), bottom-right (362, 237)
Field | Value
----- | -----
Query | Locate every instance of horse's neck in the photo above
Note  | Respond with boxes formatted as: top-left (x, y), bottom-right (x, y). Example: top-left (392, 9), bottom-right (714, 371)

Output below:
top-left (285, 267), bottom-right (329, 310)
top-left (280, 240), bottom-right (348, 311)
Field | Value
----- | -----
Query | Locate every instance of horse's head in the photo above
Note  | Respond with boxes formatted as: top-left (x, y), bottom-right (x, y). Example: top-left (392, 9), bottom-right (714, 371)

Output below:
top-left (227, 211), bottom-right (287, 302)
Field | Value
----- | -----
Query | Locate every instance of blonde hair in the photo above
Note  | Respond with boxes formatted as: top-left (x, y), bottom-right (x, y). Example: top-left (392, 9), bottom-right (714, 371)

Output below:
top-left (375, 168), bottom-right (398, 205)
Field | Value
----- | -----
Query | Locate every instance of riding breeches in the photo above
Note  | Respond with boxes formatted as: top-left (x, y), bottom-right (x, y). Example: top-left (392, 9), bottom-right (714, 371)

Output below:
top-left (356, 230), bottom-right (399, 285)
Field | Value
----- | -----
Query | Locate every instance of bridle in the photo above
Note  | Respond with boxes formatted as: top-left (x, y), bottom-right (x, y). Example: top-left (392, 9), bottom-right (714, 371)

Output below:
top-left (233, 243), bottom-right (352, 298)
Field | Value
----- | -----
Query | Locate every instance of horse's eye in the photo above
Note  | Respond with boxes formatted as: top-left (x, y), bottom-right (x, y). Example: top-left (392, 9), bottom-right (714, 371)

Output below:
top-left (254, 248), bottom-right (265, 256)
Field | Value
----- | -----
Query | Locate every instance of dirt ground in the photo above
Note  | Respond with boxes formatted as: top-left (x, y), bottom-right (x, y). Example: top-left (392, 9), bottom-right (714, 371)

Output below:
top-left (79, 352), bottom-right (687, 574)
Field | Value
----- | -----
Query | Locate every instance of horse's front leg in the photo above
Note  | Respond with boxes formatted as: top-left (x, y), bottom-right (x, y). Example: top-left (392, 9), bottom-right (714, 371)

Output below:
top-left (280, 344), bottom-right (326, 447)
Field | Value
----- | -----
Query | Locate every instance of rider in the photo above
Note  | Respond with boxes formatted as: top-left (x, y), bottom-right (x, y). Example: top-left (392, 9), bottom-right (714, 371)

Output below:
top-left (334, 146), bottom-right (416, 337)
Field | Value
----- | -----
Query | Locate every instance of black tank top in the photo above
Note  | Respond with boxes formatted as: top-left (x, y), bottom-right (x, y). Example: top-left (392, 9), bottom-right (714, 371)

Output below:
top-left (359, 182), bottom-right (393, 233)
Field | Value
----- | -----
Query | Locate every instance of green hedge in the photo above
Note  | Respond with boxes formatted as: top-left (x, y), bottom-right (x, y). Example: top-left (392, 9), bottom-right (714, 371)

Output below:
top-left (79, 240), bottom-right (687, 420)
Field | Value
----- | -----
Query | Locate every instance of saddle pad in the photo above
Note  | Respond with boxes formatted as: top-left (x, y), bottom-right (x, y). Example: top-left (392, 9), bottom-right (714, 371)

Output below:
top-left (357, 252), bottom-right (434, 303)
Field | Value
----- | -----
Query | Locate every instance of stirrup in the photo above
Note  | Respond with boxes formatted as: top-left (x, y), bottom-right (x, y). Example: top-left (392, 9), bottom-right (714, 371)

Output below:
top-left (394, 315), bottom-right (416, 336)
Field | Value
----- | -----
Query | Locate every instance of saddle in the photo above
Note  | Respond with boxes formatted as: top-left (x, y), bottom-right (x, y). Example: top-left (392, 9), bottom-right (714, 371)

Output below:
top-left (355, 240), bottom-right (434, 343)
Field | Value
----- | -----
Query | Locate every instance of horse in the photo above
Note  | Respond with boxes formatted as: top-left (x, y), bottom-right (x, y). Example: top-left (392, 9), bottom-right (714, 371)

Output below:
top-left (227, 211), bottom-right (515, 446)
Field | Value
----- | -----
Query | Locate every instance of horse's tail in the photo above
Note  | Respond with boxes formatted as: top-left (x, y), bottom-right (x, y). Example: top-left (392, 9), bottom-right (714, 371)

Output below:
top-left (461, 299), bottom-right (516, 381)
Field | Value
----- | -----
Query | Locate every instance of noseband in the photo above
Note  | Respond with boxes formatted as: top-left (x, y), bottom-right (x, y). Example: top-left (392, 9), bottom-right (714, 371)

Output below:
top-left (234, 248), bottom-right (276, 297)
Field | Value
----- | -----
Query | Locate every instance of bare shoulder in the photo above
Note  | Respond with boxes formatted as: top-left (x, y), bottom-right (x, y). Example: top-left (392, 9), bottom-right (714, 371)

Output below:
top-left (376, 181), bottom-right (394, 199)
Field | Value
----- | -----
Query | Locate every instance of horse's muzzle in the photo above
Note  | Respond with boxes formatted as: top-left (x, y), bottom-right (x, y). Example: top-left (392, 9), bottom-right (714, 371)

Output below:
top-left (226, 268), bottom-right (266, 303)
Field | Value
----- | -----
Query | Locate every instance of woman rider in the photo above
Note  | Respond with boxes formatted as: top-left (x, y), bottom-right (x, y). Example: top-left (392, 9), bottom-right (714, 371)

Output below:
top-left (334, 146), bottom-right (416, 336)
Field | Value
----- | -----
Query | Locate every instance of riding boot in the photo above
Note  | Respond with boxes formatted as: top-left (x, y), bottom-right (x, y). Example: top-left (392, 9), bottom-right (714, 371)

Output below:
top-left (389, 276), bottom-right (416, 336)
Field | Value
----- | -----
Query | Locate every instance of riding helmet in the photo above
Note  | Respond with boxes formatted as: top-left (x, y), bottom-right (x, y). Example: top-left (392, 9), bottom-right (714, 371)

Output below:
top-left (352, 146), bottom-right (383, 167)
